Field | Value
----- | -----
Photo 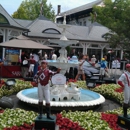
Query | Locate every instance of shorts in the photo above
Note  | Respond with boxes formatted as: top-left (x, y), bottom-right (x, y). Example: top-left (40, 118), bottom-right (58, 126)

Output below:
top-left (78, 69), bottom-right (84, 74)
top-left (100, 68), bottom-right (105, 75)
top-left (29, 64), bottom-right (34, 72)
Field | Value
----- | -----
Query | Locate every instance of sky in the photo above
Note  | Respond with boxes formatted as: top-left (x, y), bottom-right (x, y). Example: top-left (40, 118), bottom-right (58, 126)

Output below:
top-left (0, 0), bottom-right (96, 15)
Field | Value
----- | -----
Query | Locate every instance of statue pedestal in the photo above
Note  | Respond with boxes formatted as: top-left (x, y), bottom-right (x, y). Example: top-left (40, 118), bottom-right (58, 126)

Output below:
top-left (117, 115), bottom-right (130, 130)
top-left (34, 115), bottom-right (57, 130)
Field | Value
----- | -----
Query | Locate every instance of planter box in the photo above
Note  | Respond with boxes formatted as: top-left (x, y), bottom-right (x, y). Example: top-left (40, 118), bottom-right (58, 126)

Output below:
top-left (117, 115), bottom-right (130, 130)
top-left (34, 115), bottom-right (56, 130)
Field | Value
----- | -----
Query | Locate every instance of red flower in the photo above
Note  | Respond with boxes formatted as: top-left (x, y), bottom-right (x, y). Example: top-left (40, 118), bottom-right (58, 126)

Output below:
top-left (101, 113), bottom-right (122, 130)
top-left (56, 114), bottom-right (85, 130)
top-left (31, 82), bottom-right (38, 87)
top-left (0, 109), bottom-right (4, 113)
top-left (115, 87), bottom-right (123, 93)
top-left (68, 79), bottom-right (77, 83)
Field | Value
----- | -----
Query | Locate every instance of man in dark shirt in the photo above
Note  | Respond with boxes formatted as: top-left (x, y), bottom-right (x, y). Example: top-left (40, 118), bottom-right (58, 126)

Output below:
top-left (21, 51), bottom-right (29, 78)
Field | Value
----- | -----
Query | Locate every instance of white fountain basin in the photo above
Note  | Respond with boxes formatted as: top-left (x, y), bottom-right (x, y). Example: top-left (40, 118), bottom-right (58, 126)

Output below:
top-left (17, 87), bottom-right (105, 107)
top-left (47, 60), bottom-right (79, 74)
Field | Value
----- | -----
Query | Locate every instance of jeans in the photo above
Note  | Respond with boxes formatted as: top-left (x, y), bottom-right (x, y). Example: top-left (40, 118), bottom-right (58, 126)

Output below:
top-left (33, 62), bottom-right (38, 76)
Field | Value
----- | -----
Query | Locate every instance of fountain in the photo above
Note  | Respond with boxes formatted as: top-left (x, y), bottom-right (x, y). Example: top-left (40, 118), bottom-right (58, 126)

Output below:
top-left (17, 14), bottom-right (105, 111)
top-left (47, 14), bottom-right (79, 74)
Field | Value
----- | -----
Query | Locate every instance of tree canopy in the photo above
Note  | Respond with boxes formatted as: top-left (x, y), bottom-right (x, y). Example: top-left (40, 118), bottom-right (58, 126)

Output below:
top-left (12, 0), bottom-right (55, 21)
top-left (91, 0), bottom-right (130, 50)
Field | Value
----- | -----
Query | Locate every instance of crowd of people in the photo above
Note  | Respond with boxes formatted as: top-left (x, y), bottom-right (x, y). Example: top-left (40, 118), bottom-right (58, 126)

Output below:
top-left (67, 53), bottom-right (110, 81)
top-left (20, 50), bottom-right (58, 78)
top-left (20, 47), bottom-right (124, 82)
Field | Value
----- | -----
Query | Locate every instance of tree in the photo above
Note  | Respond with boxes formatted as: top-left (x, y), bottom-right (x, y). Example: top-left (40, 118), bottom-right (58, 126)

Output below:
top-left (12, 0), bottom-right (55, 21)
top-left (91, 0), bottom-right (130, 50)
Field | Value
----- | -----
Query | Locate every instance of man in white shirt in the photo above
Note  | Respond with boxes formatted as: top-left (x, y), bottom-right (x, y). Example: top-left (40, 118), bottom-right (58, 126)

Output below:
top-left (32, 50), bottom-right (39, 76)
top-left (91, 55), bottom-right (96, 66)
top-left (52, 52), bottom-right (57, 60)
top-left (44, 52), bottom-right (48, 60)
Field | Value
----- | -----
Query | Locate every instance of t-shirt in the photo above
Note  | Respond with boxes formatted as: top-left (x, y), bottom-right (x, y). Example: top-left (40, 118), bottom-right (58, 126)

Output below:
top-left (21, 54), bottom-right (29, 67)
top-left (91, 58), bottom-right (96, 63)
top-left (44, 54), bottom-right (48, 60)
top-left (30, 58), bottom-right (36, 64)
top-left (52, 54), bottom-right (57, 60)
top-left (101, 62), bottom-right (106, 68)
top-left (99, 61), bottom-right (107, 69)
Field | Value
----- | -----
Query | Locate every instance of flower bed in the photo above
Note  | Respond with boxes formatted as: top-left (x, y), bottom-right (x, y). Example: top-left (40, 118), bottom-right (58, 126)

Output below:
top-left (0, 79), bottom-right (33, 98)
top-left (90, 84), bottom-right (124, 105)
top-left (0, 80), bottom-right (128, 130)
top-left (1, 107), bottom-right (129, 130)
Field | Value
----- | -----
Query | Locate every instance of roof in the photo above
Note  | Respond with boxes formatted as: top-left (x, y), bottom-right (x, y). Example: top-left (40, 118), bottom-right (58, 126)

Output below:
top-left (26, 16), bottom-right (109, 42)
top-left (26, 16), bottom-right (89, 40)
top-left (0, 4), bottom-right (27, 30)
top-left (59, 0), bottom-right (102, 16)
top-left (87, 22), bottom-right (110, 41)
top-left (14, 19), bottom-right (33, 28)
top-left (0, 38), bottom-right (53, 49)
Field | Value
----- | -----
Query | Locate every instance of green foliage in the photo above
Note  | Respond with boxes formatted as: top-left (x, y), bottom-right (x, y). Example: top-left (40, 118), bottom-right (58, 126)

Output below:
top-left (12, 0), bottom-right (55, 21)
top-left (91, 0), bottom-right (130, 50)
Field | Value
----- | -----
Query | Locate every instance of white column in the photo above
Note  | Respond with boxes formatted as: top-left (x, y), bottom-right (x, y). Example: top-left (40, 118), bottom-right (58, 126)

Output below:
top-left (20, 49), bottom-right (22, 59)
top-left (120, 50), bottom-right (123, 59)
top-left (85, 46), bottom-right (88, 54)
top-left (85, 43), bottom-right (90, 54)
top-left (80, 43), bottom-right (85, 54)
top-left (2, 29), bottom-right (6, 60)
top-left (101, 49), bottom-right (103, 59)
top-left (115, 50), bottom-right (117, 56)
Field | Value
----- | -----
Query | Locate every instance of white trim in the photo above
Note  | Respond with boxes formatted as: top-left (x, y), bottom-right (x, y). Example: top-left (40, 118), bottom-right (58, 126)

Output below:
top-left (17, 87), bottom-right (105, 107)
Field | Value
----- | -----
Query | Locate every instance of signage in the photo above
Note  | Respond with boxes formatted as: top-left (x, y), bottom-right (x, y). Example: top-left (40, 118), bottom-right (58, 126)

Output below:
top-left (5, 49), bottom-right (20, 62)
top-left (0, 66), bottom-right (22, 78)
top-left (51, 74), bottom-right (66, 85)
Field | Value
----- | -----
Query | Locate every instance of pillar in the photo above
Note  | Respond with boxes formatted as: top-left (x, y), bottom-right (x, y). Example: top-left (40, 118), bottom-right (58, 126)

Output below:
top-left (101, 49), bottom-right (103, 59)
top-left (2, 29), bottom-right (6, 60)
top-left (120, 50), bottom-right (123, 60)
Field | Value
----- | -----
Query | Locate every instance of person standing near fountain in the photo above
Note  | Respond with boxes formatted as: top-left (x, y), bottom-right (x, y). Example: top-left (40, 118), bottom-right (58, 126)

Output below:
top-left (91, 55), bottom-right (96, 66)
top-left (75, 54), bottom-right (86, 81)
top-left (33, 60), bottom-right (61, 120)
top-left (98, 58), bottom-right (107, 80)
top-left (32, 50), bottom-right (39, 76)
top-left (118, 64), bottom-right (130, 118)
top-left (43, 52), bottom-right (48, 60)
top-left (51, 51), bottom-right (57, 60)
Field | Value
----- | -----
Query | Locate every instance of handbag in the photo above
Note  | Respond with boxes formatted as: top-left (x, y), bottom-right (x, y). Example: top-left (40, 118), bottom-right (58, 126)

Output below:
top-left (23, 60), bottom-right (28, 65)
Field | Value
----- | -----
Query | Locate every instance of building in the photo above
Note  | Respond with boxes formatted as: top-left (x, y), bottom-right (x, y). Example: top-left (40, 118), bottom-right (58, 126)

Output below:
top-left (0, 1), bottom-right (123, 61)
top-left (56, 0), bottom-right (103, 26)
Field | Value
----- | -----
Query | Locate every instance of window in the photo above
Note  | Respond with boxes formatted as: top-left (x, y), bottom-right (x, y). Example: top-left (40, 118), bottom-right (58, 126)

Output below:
top-left (79, 22), bottom-right (82, 26)
top-left (91, 44), bottom-right (98, 47)
top-left (0, 14), bottom-right (9, 24)
top-left (42, 28), bottom-right (61, 34)
top-left (0, 35), bottom-right (3, 43)
top-left (83, 21), bottom-right (86, 26)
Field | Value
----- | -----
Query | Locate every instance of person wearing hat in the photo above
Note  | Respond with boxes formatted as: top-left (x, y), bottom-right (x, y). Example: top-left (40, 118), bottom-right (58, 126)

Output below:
top-left (98, 58), bottom-right (107, 80)
top-left (33, 60), bottom-right (61, 120)
top-left (118, 64), bottom-right (130, 118)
